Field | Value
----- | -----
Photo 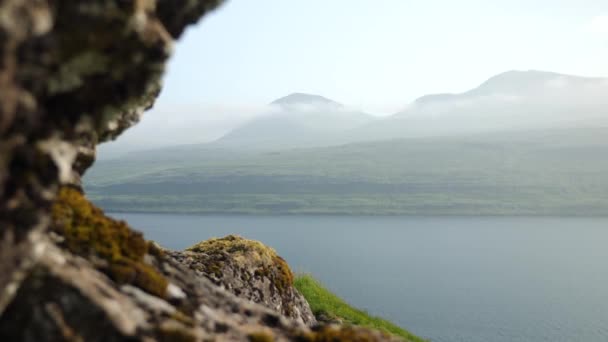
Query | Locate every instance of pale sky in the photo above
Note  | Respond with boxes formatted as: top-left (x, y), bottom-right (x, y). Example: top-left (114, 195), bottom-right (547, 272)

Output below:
top-left (160, 0), bottom-right (608, 114)
top-left (99, 0), bottom-right (608, 156)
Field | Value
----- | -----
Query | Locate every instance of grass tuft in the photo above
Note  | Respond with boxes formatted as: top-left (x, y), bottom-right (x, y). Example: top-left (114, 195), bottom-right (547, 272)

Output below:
top-left (294, 274), bottom-right (426, 342)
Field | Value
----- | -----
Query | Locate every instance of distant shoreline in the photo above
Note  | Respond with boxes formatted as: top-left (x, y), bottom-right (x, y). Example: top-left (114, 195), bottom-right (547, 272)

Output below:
top-left (104, 208), bottom-right (608, 218)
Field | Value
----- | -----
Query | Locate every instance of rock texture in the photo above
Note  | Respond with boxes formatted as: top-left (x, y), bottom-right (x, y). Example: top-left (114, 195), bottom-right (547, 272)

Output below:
top-left (0, 0), bottom-right (220, 314)
top-left (168, 235), bottom-right (316, 326)
top-left (0, 0), bottom-right (403, 341)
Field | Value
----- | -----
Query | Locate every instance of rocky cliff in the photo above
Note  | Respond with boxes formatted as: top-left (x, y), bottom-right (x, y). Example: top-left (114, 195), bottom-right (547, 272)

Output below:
top-left (0, 1), bottom-right (402, 340)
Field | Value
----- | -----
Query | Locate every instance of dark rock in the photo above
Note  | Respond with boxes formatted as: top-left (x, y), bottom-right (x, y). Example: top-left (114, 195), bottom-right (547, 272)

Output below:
top-left (0, 0), bottom-right (221, 312)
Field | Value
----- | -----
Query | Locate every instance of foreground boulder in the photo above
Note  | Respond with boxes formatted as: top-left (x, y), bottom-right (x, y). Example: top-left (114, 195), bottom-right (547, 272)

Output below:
top-left (168, 235), bottom-right (316, 326)
top-left (1, 188), bottom-right (403, 341)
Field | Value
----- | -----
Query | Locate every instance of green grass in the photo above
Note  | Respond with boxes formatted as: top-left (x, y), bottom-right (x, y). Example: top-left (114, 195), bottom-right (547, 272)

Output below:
top-left (294, 274), bottom-right (426, 342)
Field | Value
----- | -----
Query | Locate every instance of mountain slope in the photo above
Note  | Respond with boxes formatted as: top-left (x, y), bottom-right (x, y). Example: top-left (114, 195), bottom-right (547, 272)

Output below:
top-left (270, 92), bottom-right (341, 107)
top-left (86, 126), bottom-right (608, 215)
top-left (96, 70), bottom-right (608, 157)
top-left (85, 70), bottom-right (608, 215)
top-left (349, 70), bottom-right (608, 142)
top-left (214, 93), bottom-right (375, 149)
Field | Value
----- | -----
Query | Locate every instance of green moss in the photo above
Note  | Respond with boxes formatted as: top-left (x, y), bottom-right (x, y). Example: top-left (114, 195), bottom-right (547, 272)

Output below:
top-left (158, 324), bottom-right (197, 342)
top-left (169, 311), bottom-right (196, 327)
top-left (271, 255), bottom-right (293, 293)
top-left (187, 235), bottom-right (263, 255)
top-left (248, 331), bottom-right (275, 342)
top-left (51, 186), bottom-right (168, 297)
top-left (297, 325), bottom-right (390, 342)
top-left (148, 240), bottom-right (166, 258)
top-left (209, 263), bottom-right (223, 277)
top-left (294, 275), bottom-right (426, 342)
top-left (47, 51), bottom-right (110, 94)
top-left (187, 235), bottom-right (294, 296)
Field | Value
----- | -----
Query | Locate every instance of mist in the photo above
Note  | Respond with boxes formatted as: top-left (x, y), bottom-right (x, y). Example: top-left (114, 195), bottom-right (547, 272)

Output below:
top-left (97, 102), bottom-right (269, 159)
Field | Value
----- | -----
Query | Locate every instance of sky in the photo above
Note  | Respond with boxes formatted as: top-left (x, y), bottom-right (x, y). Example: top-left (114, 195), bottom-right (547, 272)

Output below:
top-left (99, 0), bottom-right (608, 156)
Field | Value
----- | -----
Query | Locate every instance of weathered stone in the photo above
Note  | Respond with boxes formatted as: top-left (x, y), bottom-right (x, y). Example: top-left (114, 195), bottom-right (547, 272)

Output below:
top-left (0, 191), bottom-right (401, 341)
top-left (169, 235), bottom-right (317, 326)
top-left (0, 241), bottom-right (150, 341)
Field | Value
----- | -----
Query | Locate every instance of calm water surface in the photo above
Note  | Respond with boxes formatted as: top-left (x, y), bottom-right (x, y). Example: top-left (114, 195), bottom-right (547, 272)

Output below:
top-left (110, 213), bottom-right (608, 342)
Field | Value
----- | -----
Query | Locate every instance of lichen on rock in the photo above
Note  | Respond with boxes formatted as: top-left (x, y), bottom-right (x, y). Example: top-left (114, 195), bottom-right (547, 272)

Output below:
top-left (299, 324), bottom-right (405, 342)
top-left (187, 235), bottom-right (294, 292)
top-left (169, 235), bottom-right (317, 326)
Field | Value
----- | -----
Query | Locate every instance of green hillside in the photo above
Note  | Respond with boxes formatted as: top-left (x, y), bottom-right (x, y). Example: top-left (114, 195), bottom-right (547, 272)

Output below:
top-left (85, 127), bottom-right (608, 215)
top-left (294, 274), bottom-right (426, 341)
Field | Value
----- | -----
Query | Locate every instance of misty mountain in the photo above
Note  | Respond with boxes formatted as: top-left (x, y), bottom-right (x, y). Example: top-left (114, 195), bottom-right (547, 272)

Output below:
top-left (349, 70), bottom-right (608, 141)
top-left (206, 70), bottom-right (608, 150)
top-left (213, 93), bottom-right (375, 149)
top-left (270, 93), bottom-right (341, 107)
top-left (96, 70), bottom-right (608, 158)
top-left (85, 69), bottom-right (608, 215)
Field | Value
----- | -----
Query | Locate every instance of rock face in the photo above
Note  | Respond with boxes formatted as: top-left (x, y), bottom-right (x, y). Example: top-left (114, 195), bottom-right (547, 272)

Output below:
top-left (0, 0), bottom-right (402, 341)
top-left (168, 235), bottom-right (316, 326)
top-left (0, 0), bottom-right (222, 314)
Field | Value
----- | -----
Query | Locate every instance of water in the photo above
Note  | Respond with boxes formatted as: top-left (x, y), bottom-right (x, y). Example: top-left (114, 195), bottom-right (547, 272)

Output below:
top-left (111, 213), bottom-right (608, 342)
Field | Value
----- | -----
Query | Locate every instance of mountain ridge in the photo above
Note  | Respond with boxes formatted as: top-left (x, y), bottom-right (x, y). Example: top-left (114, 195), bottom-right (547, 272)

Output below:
top-left (213, 92), bottom-right (374, 149)
top-left (347, 69), bottom-right (608, 143)
top-left (270, 92), bottom-right (343, 107)
top-left (412, 70), bottom-right (607, 106)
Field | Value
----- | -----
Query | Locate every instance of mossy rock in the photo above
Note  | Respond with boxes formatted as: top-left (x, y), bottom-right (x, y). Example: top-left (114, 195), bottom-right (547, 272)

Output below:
top-left (248, 331), bottom-right (275, 342)
top-left (157, 321), bottom-right (198, 342)
top-left (176, 235), bottom-right (316, 325)
top-left (187, 235), bottom-right (294, 294)
top-left (298, 325), bottom-right (402, 342)
top-left (51, 186), bottom-right (167, 297)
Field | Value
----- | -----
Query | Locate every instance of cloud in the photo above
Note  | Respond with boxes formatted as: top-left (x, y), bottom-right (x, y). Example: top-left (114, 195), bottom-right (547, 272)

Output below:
top-left (96, 102), bottom-right (276, 156)
top-left (545, 77), bottom-right (569, 89)
top-left (272, 102), bottom-right (343, 113)
top-left (587, 15), bottom-right (608, 35)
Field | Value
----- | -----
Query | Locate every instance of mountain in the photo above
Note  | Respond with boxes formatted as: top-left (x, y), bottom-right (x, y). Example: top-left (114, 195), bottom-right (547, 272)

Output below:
top-left (270, 93), bottom-right (341, 107)
top-left (213, 71), bottom-right (608, 149)
top-left (348, 70), bottom-right (608, 141)
top-left (410, 70), bottom-right (607, 107)
top-left (213, 93), bottom-right (375, 149)
top-left (95, 70), bottom-right (608, 158)
top-left (85, 70), bottom-right (608, 215)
